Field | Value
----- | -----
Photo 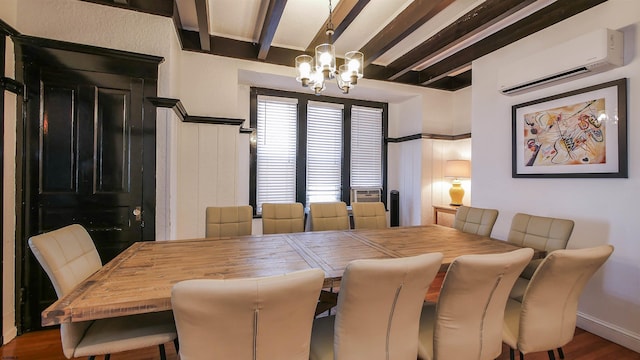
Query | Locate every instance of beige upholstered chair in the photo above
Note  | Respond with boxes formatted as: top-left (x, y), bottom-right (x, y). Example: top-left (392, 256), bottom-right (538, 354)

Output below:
top-left (351, 202), bottom-right (387, 229)
top-left (503, 245), bottom-right (614, 360)
top-left (417, 248), bottom-right (534, 360)
top-left (507, 213), bottom-right (574, 301)
top-left (309, 202), bottom-right (350, 231)
top-left (171, 268), bottom-right (325, 360)
top-left (453, 205), bottom-right (499, 237)
top-left (309, 253), bottom-right (444, 360)
top-left (205, 205), bottom-right (253, 238)
top-left (262, 202), bottom-right (305, 234)
top-left (28, 224), bottom-right (177, 359)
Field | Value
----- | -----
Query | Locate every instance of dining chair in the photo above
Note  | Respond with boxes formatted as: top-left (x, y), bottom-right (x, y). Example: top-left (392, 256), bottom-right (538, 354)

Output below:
top-left (503, 245), bottom-right (614, 360)
top-left (171, 268), bottom-right (325, 360)
top-left (261, 202), bottom-right (305, 234)
top-left (309, 252), bottom-right (444, 360)
top-left (205, 205), bottom-right (253, 238)
top-left (507, 213), bottom-right (574, 301)
top-left (452, 205), bottom-right (499, 237)
top-left (417, 248), bottom-right (534, 360)
top-left (28, 224), bottom-right (177, 360)
top-left (309, 202), bottom-right (350, 231)
top-left (351, 202), bottom-right (387, 229)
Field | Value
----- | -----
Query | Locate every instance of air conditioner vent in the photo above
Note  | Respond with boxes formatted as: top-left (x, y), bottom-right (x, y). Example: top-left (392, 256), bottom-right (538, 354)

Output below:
top-left (498, 29), bottom-right (623, 95)
top-left (351, 188), bottom-right (381, 203)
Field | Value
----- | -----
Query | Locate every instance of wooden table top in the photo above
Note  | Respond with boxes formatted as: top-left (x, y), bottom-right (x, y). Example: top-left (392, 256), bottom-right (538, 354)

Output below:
top-left (41, 225), bottom-right (542, 326)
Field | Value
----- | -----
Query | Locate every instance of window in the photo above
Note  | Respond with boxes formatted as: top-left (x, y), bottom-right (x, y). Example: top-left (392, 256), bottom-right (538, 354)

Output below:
top-left (306, 102), bottom-right (343, 204)
top-left (250, 88), bottom-right (388, 215)
top-left (255, 96), bottom-right (297, 213)
top-left (351, 106), bottom-right (383, 188)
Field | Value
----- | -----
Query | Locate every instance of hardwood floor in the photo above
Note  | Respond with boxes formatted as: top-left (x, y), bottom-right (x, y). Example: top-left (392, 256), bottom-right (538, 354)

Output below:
top-left (1, 325), bottom-right (638, 359)
top-left (3, 272), bottom-right (637, 359)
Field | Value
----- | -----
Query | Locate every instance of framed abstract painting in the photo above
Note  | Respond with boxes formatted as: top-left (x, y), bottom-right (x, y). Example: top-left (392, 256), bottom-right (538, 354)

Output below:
top-left (512, 78), bottom-right (627, 178)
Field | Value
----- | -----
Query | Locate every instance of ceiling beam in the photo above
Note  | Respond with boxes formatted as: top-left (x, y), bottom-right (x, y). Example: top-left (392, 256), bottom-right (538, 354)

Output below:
top-left (194, 0), bottom-right (210, 51)
top-left (416, 0), bottom-right (608, 86)
top-left (360, 0), bottom-right (454, 67)
top-left (257, 0), bottom-right (288, 60)
top-left (381, 0), bottom-right (536, 81)
top-left (305, 0), bottom-right (370, 52)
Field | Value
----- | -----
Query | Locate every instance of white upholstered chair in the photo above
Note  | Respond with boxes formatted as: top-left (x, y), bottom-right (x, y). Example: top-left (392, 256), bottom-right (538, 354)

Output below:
top-left (309, 202), bottom-right (350, 231)
top-left (261, 202), bottom-right (305, 234)
top-left (205, 205), bottom-right (253, 238)
top-left (171, 268), bottom-right (325, 360)
top-left (417, 248), bottom-right (534, 360)
top-left (309, 253), bottom-right (443, 360)
top-left (507, 213), bottom-right (574, 301)
top-left (28, 224), bottom-right (177, 360)
top-left (453, 205), bottom-right (499, 237)
top-left (503, 245), bottom-right (614, 360)
top-left (351, 202), bottom-right (387, 229)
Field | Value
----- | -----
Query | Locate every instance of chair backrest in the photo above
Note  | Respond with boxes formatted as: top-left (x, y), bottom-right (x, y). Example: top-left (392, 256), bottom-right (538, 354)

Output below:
top-left (430, 248), bottom-right (533, 360)
top-left (28, 224), bottom-right (103, 358)
top-left (262, 202), bottom-right (304, 234)
top-left (333, 253), bottom-right (443, 360)
top-left (507, 213), bottom-right (574, 252)
top-left (28, 224), bottom-right (102, 298)
top-left (453, 205), bottom-right (499, 237)
top-left (516, 245), bottom-right (613, 354)
top-left (205, 205), bottom-right (253, 238)
top-left (171, 268), bottom-right (325, 360)
top-left (309, 202), bottom-right (350, 231)
top-left (351, 202), bottom-right (387, 230)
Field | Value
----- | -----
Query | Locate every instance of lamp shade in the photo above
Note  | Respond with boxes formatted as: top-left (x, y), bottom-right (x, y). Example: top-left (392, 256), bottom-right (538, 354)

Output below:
top-left (445, 160), bottom-right (471, 179)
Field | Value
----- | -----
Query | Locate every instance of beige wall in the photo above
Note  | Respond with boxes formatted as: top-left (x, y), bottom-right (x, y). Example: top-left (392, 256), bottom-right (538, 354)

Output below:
top-left (471, 0), bottom-right (640, 351)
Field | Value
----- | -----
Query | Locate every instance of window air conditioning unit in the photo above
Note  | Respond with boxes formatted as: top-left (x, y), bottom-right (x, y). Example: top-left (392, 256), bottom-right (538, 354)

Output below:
top-left (351, 188), bottom-right (381, 203)
top-left (498, 28), bottom-right (623, 95)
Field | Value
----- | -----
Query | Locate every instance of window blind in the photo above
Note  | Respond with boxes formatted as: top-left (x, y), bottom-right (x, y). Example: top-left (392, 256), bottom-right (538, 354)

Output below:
top-left (351, 106), bottom-right (383, 188)
top-left (256, 96), bottom-right (298, 213)
top-left (306, 102), bottom-right (343, 205)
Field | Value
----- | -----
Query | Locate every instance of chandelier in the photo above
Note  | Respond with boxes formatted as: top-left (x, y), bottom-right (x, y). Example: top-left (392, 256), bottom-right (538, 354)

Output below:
top-left (294, 0), bottom-right (364, 95)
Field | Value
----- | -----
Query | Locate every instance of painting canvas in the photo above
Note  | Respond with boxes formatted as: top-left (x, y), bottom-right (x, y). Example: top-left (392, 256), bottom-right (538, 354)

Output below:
top-left (512, 78), bottom-right (627, 178)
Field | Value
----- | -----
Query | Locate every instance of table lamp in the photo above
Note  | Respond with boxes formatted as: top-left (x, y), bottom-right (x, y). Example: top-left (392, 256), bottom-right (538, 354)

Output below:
top-left (445, 160), bottom-right (471, 206)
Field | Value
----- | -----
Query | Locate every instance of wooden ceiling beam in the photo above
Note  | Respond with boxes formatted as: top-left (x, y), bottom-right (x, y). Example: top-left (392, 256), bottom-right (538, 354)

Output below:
top-left (417, 0), bottom-right (608, 86)
top-left (79, 0), bottom-right (173, 17)
top-left (360, 0), bottom-right (454, 67)
top-left (194, 0), bottom-right (210, 51)
top-left (382, 0), bottom-right (536, 81)
top-left (305, 0), bottom-right (370, 52)
top-left (257, 0), bottom-right (288, 60)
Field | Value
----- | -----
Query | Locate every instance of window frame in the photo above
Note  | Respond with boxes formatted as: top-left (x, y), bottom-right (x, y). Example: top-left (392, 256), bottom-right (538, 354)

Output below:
top-left (250, 87), bottom-right (388, 216)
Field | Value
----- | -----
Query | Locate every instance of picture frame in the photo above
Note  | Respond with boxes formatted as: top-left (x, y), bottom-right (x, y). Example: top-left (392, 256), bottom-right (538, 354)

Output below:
top-left (512, 78), bottom-right (627, 178)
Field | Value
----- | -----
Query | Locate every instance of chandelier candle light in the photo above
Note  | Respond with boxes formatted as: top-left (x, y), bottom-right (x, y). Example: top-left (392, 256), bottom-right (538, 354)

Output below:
top-left (445, 160), bottom-right (471, 206)
top-left (295, 0), bottom-right (364, 95)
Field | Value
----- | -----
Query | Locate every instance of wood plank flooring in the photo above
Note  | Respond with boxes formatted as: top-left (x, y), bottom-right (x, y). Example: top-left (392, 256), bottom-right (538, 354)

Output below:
top-left (1, 326), bottom-right (638, 359)
top-left (4, 272), bottom-right (638, 359)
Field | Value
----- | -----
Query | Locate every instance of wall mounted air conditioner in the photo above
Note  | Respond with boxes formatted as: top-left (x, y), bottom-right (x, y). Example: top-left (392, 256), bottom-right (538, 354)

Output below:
top-left (498, 28), bottom-right (623, 95)
top-left (351, 188), bottom-right (381, 203)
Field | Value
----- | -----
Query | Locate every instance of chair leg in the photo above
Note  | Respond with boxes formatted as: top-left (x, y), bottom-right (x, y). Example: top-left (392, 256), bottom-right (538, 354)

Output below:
top-left (159, 344), bottom-right (167, 360)
top-left (174, 338), bottom-right (180, 352)
top-left (557, 347), bottom-right (565, 359)
top-left (88, 357), bottom-right (95, 360)
top-left (509, 348), bottom-right (515, 360)
top-left (547, 349), bottom-right (556, 360)
top-left (104, 355), bottom-right (110, 360)
top-left (519, 351), bottom-right (524, 360)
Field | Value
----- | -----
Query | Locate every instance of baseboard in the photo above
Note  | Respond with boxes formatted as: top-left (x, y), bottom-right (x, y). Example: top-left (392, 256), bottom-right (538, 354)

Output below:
top-left (2, 325), bottom-right (17, 345)
top-left (577, 311), bottom-right (640, 353)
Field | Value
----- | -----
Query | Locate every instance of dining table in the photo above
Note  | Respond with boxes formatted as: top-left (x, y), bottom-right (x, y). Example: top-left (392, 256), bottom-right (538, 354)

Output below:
top-left (40, 224), bottom-right (544, 326)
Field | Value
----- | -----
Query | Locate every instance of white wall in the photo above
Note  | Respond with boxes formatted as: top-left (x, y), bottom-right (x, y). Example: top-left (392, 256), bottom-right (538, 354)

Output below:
top-left (472, 0), bottom-right (640, 351)
top-left (1, 0), bottom-right (19, 343)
